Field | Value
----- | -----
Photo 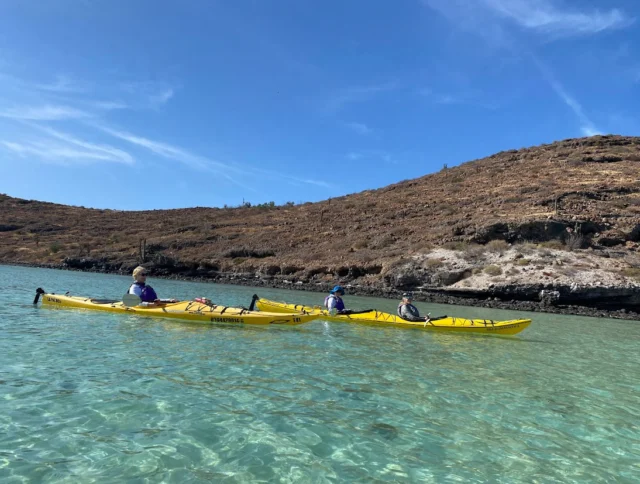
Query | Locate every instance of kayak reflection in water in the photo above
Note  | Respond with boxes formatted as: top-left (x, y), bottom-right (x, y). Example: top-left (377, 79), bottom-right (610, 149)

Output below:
top-left (397, 292), bottom-right (428, 322)
top-left (128, 266), bottom-right (177, 307)
top-left (324, 285), bottom-right (349, 315)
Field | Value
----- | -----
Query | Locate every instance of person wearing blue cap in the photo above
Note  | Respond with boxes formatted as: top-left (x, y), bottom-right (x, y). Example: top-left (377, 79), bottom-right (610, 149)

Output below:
top-left (324, 285), bottom-right (348, 315)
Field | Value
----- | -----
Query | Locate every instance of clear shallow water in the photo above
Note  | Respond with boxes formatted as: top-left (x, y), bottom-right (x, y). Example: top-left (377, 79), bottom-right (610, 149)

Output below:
top-left (1, 265), bottom-right (639, 483)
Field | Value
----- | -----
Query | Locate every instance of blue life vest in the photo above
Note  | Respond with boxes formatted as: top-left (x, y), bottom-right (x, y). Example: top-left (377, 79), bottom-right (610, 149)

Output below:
top-left (324, 294), bottom-right (345, 311)
top-left (132, 282), bottom-right (158, 303)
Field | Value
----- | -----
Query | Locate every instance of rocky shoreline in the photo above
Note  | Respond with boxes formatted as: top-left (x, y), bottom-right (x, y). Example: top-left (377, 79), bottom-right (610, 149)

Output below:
top-left (11, 261), bottom-right (640, 321)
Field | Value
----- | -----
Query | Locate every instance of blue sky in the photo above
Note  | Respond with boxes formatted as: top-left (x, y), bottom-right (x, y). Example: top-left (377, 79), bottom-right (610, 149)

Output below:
top-left (0, 0), bottom-right (638, 210)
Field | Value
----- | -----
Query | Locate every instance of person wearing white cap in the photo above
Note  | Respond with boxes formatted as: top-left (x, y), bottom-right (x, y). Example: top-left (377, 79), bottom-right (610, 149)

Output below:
top-left (397, 292), bottom-right (427, 322)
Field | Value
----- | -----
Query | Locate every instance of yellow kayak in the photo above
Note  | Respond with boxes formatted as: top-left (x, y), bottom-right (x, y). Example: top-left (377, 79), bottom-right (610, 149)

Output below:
top-left (35, 290), bottom-right (317, 326)
top-left (251, 295), bottom-right (531, 335)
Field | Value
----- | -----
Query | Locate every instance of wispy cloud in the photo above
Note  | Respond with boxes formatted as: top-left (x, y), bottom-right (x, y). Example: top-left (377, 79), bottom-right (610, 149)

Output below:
top-left (97, 124), bottom-right (333, 189)
top-left (534, 58), bottom-right (601, 137)
top-left (33, 125), bottom-right (134, 164)
top-left (0, 104), bottom-right (91, 121)
top-left (34, 74), bottom-right (88, 93)
top-left (120, 81), bottom-right (176, 108)
top-left (0, 69), bottom-right (328, 192)
top-left (424, 0), bottom-right (633, 40)
top-left (92, 100), bottom-right (128, 110)
top-left (481, 0), bottom-right (633, 36)
top-left (149, 88), bottom-right (174, 107)
top-left (346, 150), bottom-right (397, 164)
top-left (580, 126), bottom-right (602, 137)
top-left (424, 90), bottom-right (465, 106)
top-left (253, 169), bottom-right (333, 189)
top-left (419, 87), bottom-right (498, 109)
top-left (343, 121), bottom-right (372, 135)
top-left (424, 0), bottom-right (618, 136)
top-left (0, 137), bottom-right (133, 165)
top-left (324, 82), bottom-right (397, 113)
top-left (95, 124), bottom-right (226, 172)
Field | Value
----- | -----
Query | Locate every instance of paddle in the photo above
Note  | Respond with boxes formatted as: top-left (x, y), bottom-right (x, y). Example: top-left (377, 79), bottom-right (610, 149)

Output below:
top-left (338, 309), bottom-right (375, 315)
top-left (123, 294), bottom-right (142, 307)
top-left (424, 313), bottom-right (448, 327)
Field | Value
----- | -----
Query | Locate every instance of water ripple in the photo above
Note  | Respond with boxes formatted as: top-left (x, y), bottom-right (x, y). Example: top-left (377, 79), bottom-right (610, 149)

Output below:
top-left (1, 266), bottom-right (640, 482)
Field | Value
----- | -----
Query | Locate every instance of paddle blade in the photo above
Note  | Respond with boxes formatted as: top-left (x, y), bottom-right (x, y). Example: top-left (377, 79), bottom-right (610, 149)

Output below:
top-left (123, 294), bottom-right (142, 307)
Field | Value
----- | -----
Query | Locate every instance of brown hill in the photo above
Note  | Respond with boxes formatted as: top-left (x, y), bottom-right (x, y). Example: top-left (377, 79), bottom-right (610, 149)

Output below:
top-left (2, 134), bottom-right (640, 315)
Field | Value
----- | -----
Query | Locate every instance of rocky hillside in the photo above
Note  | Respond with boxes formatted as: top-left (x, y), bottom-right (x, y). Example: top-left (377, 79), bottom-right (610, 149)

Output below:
top-left (3, 135), bottom-right (640, 315)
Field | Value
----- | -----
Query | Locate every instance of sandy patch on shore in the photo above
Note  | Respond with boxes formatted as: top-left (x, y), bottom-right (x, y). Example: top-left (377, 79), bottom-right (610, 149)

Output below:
top-left (413, 246), bottom-right (639, 289)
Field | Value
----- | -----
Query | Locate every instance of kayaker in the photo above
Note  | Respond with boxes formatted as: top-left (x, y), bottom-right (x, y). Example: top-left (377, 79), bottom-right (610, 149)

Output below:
top-left (324, 285), bottom-right (348, 314)
top-left (397, 292), bottom-right (427, 322)
top-left (128, 266), bottom-right (177, 306)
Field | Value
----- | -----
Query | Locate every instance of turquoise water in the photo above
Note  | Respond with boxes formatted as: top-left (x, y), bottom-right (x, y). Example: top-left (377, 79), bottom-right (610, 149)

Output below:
top-left (1, 265), bottom-right (640, 483)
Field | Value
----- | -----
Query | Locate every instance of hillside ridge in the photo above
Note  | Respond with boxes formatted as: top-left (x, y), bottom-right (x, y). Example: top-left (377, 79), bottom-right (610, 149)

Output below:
top-left (3, 134), bottom-right (640, 317)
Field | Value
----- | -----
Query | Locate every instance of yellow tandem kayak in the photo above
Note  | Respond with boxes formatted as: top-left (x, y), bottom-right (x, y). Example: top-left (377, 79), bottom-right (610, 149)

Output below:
top-left (251, 295), bottom-right (531, 335)
top-left (36, 291), bottom-right (317, 326)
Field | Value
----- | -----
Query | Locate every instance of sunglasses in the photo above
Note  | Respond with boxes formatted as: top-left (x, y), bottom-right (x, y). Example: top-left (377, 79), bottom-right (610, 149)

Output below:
top-left (140, 273), bottom-right (148, 276)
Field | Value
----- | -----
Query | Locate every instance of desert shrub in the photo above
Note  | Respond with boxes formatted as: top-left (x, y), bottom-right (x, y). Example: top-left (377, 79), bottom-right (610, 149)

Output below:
top-left (369, 234), bottom-right (395, 250)
top-left (516, 258), bottom-right (531, 266)
top-left (442, 241), bottom-right (468, 251)
top-left (621, 268), bottom-right (640, 281)
top-left (385, 249), bottom-right (404, 258)
top-left (412, 241), bottom-right (434, 253)
top-left (49, 241), bottom-right (63, 254)
top-left (582, 155), bottom-right (623, 163)
top-left (232, 257), bottom-right (247, 265)
top-left (515, 242), bottom-right (538, 254)
top-left (281, 265), bottom-right (303, 275)
top-left (484, 265), bottom-right (502, 276)
top-left (472, 267), bottom-right (483, 275)
top-left (353, 239), bottom-right (369, 250)
top-left (0, 224), bottom-right (21, 232)
top-left (223, 247), bottom-right (275, 258)
top-left (198, 260), bottom-right (220, 271)
top-left (174, 225), bottom-right (199, 234)
top-left (540, 240), bottom-right (565, 250)
top-left (152, 253), bottom-right (178, 268)
top-left (486, 240), bottom-right (509, 253)
top-left (442, 207), bottom-right (457, 216)
top-left (520, 186), bottom-right (539, 195)
top-left (611, 199), bottom-right (629, 209)
top-left (461, 244), bottom-right (485, 261)
top-left (254, 201), bottom-right (276, 208)
top-left (558, 268), bottom-right (578, 278)
top-left (425, 258), bottom-right (443, 269)
top-left (354, 253), bottom-right (374, 264)
top-left (564, 233), bottom-right (585, 251)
